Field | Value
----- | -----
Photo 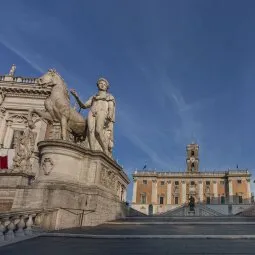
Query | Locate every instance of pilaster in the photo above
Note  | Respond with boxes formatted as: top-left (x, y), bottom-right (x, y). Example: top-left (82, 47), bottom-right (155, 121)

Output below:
top-left (152, 179), bottom-right (158, 204)
top-left (181, 181), bottom-right (186, 204)
top-left (198, 181), bottom-right (203, 202)
top-left (167, 180), bottom-right (172, 204)
top-left (132, 178), bottom-right (137, 203)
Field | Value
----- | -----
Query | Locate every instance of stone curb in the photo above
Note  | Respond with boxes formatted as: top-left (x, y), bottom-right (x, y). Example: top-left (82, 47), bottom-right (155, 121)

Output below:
top-left (0, 234), bottom-right (42, 248)
top-left (42, 233), bottom-right (255, 239)
top-left (107, 222), bottom-right (255, 225)
top-left (125, 216), bottom-right (254, 219)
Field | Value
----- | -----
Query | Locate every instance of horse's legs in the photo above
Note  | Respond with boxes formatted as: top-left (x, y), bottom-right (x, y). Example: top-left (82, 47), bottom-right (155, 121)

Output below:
top-left (61, 116), bottom-right (68, 140)
top-left (29, 109), bottom-right (53, 122)
top-left (28, 108), bottom-right (53, 128)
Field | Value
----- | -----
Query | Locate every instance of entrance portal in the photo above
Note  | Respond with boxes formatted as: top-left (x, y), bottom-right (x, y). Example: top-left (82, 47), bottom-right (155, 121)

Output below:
top-left (149, 204), bottom-right (153, 215)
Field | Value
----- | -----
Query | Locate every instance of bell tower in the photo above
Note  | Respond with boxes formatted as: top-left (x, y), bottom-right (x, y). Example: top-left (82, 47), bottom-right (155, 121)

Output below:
top-left (186, 143), bottom-right (199, 173)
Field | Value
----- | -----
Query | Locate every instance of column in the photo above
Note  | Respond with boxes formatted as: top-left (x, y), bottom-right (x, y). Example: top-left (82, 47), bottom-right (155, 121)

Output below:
top-left (132, 179), bottom-right (137, 203)
top-left (167, 180), bottom-right (172, 204)
top-left (124, 188), bottom-right (127, 202)
top-left (228, 180), bottom-right (233, 204)
top-left (213, 181), bottom-right (218, 204)
top-left (0, 108), bottom-right (6, 148)
top-left (3, 120), bottom-right (13, 148)
top-left (181, 181), bottom-right (186, 204)
top-left (247, 179), bottom-right (251, 204)
top-left (199, 181), bottom-right (203, 202)
top-left (152, 180), bottom-right (158, 204)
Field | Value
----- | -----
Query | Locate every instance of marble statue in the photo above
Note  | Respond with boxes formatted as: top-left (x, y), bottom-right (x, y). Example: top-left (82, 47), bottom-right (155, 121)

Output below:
top-left (28, 69), bottom-right (87, 140)
top-left (9, 64), bottom-right (16, 76)
top-left (70, 78), bottom-right (115, 156)
top-left (188, 196), bottom-right (195, 211)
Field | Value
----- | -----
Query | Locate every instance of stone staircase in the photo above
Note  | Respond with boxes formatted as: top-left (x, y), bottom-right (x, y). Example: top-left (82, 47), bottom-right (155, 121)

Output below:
top-left (236, 205), bottom-right (255, 216)
top-left (160, 204), bottom-right (224, 216)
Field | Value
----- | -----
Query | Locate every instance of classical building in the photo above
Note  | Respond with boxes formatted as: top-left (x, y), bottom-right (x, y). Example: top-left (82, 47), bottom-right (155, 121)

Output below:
top-left (132, 143), bottom-right (252, 215)
top-left (0, 66), bottom-right (129, 229)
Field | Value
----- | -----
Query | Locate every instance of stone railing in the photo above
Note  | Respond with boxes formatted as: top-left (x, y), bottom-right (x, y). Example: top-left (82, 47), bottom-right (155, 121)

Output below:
top-left (0, 209), bottom-right (55, 243)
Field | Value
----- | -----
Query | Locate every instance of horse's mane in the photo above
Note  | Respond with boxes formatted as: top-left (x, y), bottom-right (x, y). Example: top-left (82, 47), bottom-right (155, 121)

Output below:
top-left (48, 69), bottom-right (66, 84)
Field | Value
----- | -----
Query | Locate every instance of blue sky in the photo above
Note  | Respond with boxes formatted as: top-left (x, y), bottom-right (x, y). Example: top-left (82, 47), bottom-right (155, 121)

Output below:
top-left (1, 0), bottom-right (255, 201)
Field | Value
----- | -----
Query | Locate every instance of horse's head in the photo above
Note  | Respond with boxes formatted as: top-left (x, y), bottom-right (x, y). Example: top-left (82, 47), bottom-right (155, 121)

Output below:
top-left (37, 69), bottom-right (65, 88)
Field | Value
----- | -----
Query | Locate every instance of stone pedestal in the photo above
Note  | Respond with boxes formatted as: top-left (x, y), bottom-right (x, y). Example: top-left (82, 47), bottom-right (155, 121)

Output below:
top-left (6, 140), bottom-right (130, 229)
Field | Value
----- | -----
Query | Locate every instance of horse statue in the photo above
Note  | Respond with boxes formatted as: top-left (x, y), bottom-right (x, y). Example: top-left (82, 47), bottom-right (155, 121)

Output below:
top-left (28, 69), bottom-right (87, 140)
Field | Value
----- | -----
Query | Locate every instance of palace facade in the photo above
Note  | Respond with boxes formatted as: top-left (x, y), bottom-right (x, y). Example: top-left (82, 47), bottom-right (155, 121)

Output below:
top-left (131, 143), bottom-right (252, 215)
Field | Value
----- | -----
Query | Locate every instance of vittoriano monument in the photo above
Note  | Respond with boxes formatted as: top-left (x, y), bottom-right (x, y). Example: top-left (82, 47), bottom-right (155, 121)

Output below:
top-left (0, 66), bottom-right (129, 230)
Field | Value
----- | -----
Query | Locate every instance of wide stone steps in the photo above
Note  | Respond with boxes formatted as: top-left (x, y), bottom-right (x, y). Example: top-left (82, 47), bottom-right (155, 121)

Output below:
top-left (114, 216), bottom-right (255, 222)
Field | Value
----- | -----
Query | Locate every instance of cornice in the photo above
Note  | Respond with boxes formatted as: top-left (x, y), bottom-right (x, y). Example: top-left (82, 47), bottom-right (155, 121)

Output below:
top-left (132, 170), bottom-right (250, 179)
top-left (0, 84), bottom-right (51, 98)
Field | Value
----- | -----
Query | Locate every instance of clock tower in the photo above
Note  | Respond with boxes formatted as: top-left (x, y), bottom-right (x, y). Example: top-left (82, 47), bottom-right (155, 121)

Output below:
top-left (186, 143), bottom-right (199, 173)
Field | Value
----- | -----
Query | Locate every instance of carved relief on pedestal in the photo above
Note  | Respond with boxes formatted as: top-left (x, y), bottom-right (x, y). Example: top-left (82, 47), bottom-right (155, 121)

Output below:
top-left (45, 123), bottom-right (62, 140)
top-left (41, 157), bottom-right (54, 175)
top-left (100, 166), bottom-right (117, 190)
top-left (116, 181), bottom-right (121, 193)
top-left (12, 127), bottom-right (36, 173)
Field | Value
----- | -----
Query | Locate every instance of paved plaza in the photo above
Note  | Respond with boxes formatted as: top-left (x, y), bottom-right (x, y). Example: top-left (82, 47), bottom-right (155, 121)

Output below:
top-left (1, 237), bottom-right (255, 255)
top-left (1, 216), bottom-right (255, 254)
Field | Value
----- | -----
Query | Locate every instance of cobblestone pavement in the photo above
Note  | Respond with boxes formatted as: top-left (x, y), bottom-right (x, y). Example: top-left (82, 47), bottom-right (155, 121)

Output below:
top-left (1, 237), bottom-right (255, 255)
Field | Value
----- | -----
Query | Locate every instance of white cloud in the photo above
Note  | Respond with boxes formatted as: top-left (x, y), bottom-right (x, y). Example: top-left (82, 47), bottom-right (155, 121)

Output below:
top-left (118, 106), bottom-right (172, 169)
top-left (0, 37), bottom-right (44, 73)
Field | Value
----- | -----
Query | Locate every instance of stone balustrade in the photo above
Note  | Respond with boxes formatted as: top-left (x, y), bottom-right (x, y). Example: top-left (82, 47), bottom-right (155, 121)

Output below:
top-left (0, 209), bottom-right (55, 243)
top-left (0, 75), bottom-right (37, 84)
top-left (134, 169), bottom-right (250, 177)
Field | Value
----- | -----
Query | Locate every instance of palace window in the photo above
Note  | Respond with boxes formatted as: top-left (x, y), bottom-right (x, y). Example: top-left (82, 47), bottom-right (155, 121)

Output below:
top-left (220, 181), bottom-right (225, 185)
top-left (175, 181), bottom-right (179, 185)
top-left (237, 180), bottom-right (242, 184)
top-left (191, 163), bottom-right (195, 171)
top-left (191, 150), bottom-right (195, 156)
top-left (206, 197), bottom-right (210, 204)
top-left (190, 181), bottom-right (195, 186)
top-left (160, 181), bottom-right (165, 185)
top-left (140, 193), bottom-right (146, 204)
top-left (174, 197), bottom-right (179, 204)
top-left (159, 196), bottom-right (164, 205)
top-left (239, 196), bottom-right (243, 204)
top-left (142, 180), bottom-right (147, 185)
top-left (206, 181), bottom-right (210, 185)
top-left (221, 196), bottom-right (225, 204)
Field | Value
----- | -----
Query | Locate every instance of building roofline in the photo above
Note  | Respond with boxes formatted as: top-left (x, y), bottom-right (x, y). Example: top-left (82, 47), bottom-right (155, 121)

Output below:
top-left (132, 169), bottom-right (251, 178)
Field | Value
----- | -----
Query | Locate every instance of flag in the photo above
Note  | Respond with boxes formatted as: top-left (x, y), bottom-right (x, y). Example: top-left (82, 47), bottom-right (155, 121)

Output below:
top-left (0, 156), bottom-right (8, 169)
top-left (143, 164), bottom-right (147, 170)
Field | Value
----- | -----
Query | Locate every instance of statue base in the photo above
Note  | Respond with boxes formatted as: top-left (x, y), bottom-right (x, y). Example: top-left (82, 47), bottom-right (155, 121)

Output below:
top-left (6, 140), bottom-right (130, 229)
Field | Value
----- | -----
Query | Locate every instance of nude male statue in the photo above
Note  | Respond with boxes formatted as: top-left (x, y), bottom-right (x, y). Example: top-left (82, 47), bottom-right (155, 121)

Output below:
top-left (70, 78), bottom-right (115, 156)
